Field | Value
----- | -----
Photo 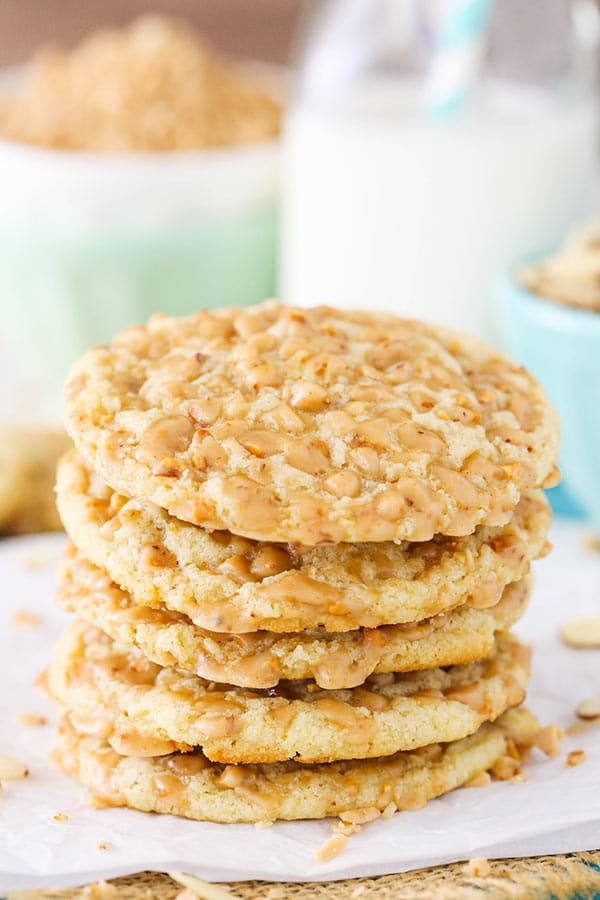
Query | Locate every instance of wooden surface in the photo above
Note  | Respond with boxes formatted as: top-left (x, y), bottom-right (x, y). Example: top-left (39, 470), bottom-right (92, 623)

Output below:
top-left (0, 0), bottom-right (309, 65)
top-left (6, 852), bottom-right (600, 899)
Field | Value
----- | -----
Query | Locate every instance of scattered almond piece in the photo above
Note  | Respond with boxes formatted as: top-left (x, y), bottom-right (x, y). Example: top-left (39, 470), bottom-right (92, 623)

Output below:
top-left (53, 812), bottom-right (69, 822)
top-left (10, 609), bottom-right (41, 628)
top-left (465, 771), bottom-right (492, 788)
top-left (96, 841), bottom-right (113, 852)
top-left (18, 713), bottom-right (47, 727)
top-left (314, 833), bottom-right (348, 863)
top-left (381, 802), bottom-right (397, 820)
top-left (0, 754), bottom-right (28, 780)
top-left (560, 617), bottom-right (600, 648)
top-left (566, 749), bottom-right (587, 767)
top-left (168, 872), bottom-right (236, 899)
top-left (533, 724), bottom-right (563, 757)
top-left (465, 857), bottom-right (491, 877)
top-left (577, 694), bottom-right (600, 720)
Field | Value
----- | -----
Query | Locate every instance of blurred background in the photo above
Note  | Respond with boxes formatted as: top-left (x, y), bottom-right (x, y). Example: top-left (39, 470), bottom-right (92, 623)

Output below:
top-left (0, 0), bottom-right (306, 66)
top-left (0, 0), bottom-right (599, 538)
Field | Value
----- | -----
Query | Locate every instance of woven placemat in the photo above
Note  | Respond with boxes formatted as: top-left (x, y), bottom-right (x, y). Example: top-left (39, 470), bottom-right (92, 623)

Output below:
top-left (7, 852), bottom-right (600, 899)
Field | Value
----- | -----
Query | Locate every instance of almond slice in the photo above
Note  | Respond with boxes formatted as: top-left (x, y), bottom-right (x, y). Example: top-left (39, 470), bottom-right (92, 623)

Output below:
top-left (314, 833), bottom-right (348, 863)
top-left (577, 693), bottom-right (600, 720)
top-left (0, 754), bottom-right (28, 780)
top-left (560, 617), bottom-right (600, 648)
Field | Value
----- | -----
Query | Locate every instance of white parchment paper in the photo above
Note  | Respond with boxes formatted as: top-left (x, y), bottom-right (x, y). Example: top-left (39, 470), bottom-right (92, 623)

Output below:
top-left (1, 521), bottom-right (599, 891)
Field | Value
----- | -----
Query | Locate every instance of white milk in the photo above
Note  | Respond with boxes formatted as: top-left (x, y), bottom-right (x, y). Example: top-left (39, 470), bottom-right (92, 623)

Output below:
top-left (280, 84), bottom-right (598, 340)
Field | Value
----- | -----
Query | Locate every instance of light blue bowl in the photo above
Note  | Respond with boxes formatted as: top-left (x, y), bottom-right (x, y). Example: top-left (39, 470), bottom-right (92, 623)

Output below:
top-left (495, 269), bottom-right (600, 533)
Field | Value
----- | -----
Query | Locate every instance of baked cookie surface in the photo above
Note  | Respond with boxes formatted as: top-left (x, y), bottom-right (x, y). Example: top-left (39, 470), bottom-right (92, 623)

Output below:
top-left (57, 451), bottom-right (550, 633)
top-left (64, 302), bottom-right (560, 545)
top-left (58, 544), bottom-right (531, 689)
top-left (48, 621), bottom-right (530, 764)
top-left (53, 713), bottom-right (508, 823)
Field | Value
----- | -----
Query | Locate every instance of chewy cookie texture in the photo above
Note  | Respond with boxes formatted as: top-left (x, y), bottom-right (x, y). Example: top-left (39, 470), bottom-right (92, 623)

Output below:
top-left (64, 302), bottom-right (560, 545)
top-left (57, 544), bottom-right (532, 689)
top-left (56, 450), bottom-right (550, 634)
top-left (50, 302), bottom-right (560, 825)
top-left (47, 621), bottom-right (530, 765)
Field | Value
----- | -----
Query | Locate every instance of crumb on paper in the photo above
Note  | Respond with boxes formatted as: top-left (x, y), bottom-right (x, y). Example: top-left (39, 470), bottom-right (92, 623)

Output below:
top-left (465, 857), bottom-right (491, 877)
top-left (566, 722), bottom-right (584, 736)
top-left (0, 754), bottom-right (29, 779)
top-left (22, 549), bottom-right (59, 572)
top-left (18, 712), bottom-right (47, 727)
top-left (464, 771), bottom-right (491, 788)
top-left (560, 616), bottom-right (600, 648)
top-left (566, 749), bottom-right (587, 767)
top-left (510, 771), bottom-right (530, 784)
top-left (253, 819), bottom-right (274, 829)
top-left (532, 723), bottom-right (563, 758)
top-left (168, 871), bottom-right (236, 899)
top-left (577, 693), bottom-right (600, 720)
top-left (10, 608), bottom-right (41, 628)
top-left (490, 755), bottom-right (520, 780)
top-left (96, 841), bottom-right (113, 852)
top-left (52, 812), bottom-right (68, 822)
top-left (86, 793), bottom-right (110, 809)
top-left (314, 833), bottom-right (348, 863)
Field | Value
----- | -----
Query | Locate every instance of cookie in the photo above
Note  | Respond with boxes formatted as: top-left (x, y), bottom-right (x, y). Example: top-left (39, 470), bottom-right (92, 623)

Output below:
top-left (64, 302), bottom-right (560, 545)
top-left (53, 712), bottom-right (509, 823)
top-left (0, 426), bottom-right (70, 534)
top-left (58, 544), bottom-right (531, 689)
top-left (47, 621), bottom-right (529, 764)
top-left (56, 451), bottom-right (550, 633)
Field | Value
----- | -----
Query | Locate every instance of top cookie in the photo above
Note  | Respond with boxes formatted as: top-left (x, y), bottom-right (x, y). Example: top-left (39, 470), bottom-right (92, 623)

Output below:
top-left (65, 302), bottom-right (560, 544)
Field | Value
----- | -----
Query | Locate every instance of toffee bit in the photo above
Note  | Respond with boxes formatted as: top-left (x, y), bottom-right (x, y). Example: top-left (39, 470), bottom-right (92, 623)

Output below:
top-left (566, 749), bottom-right (587, 767)
top-left (18, 713), bottom-right (47, 727)
top-left (10, 609), bottom-right (41, 628)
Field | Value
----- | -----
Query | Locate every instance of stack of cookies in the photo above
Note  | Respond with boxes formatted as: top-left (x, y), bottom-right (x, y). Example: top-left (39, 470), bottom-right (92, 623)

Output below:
top-left (47, 302), bottom-right (559, 824)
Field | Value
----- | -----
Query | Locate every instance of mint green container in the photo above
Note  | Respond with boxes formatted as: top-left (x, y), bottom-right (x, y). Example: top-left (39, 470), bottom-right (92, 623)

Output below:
top-left (0, 131), bottom-right (279, 411)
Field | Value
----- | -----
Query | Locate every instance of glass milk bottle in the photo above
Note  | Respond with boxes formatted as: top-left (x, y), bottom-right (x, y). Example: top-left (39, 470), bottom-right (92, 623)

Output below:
top-left (280, 0), bottom-right (599, 341)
